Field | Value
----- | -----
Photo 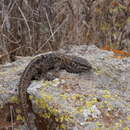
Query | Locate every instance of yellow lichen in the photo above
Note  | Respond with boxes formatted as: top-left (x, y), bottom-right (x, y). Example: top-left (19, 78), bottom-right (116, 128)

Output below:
top-left (9, 96), bottom-right (19, 104)
top-left (34, 97), bottom-right (49, 109)
top-left (127, 115), bottom-right (130, 120)
top-left (103, 101), bottom-right (108, 104)
top-left (102, 94), bottom-right (111, 98)
top-left (76, 106), bottom-right (84, 113)
top-left (59, 116), bottom-right (64, 122)
top-left (29, 95), bottom-right (33, 100)
top-left (123, 127), bottom-right (130, 130)
top-left (59, 124), bottom-right (66, 129)
top-left (0, 104), bottom-right (3, 109)
top-left (71, 94), bottom-right (85, 101)
top-left (41, 79), bottom-right (60, 88)
top-left (41, 113), bottom-right (51, 119)
top-left (16, 108), bottom-right (21, 113)
top-left (40, 91), bottom-right (53, 102)
top-left (60, 94), bottom-right (67, 100)
top-left (86, 98), bottom-right (98, 108)
top-left (94, 128), bottom-right (102, 130)
top-left (0, 72), bottom-right (7, 75)
top-left (95, 68), bottom-right (104, 75)
top-left (42, 80), bottom-right (54, 88)
top-left (115, 122), bottom-right (122, 128)
top-left (92, 97), bottom-right (98, 102)
top-left (34, 96), bottom-right (61, 122)
top-left (102, 90), bottom-right (114, 99)
top-left (103, 90), bottom-right (110, 94)
top-left (58, 114), bottom-right (71, 123)
top-left (0, 89), bottom-right (6, 94)
top-left (16, 114), bottom-right (24, 121)
top-left (96, 122), bottom-right (102, 127)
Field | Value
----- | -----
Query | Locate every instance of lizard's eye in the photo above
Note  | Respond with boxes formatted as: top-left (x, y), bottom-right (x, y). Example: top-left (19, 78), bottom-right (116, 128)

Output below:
top-left (71, 62), bottom-right (77, 68)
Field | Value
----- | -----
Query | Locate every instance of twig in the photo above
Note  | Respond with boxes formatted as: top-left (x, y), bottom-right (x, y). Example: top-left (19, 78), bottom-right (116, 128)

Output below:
top-left (2, 33), bottom-right (21, 44)
top-left (10, 105), bottom-right (14, 130)
top-left (0, 45), bottom-right (34, 59)
top-left (36, 17), bottom-right (67, 53)
top-left (1, 0), bottom-right (16, 29)
top-left (8, 16), bottom-right (43, 24)
top-left (15, 2), bottom-right (31, 41)
top-left (45, 8), bottom-right (55, 41)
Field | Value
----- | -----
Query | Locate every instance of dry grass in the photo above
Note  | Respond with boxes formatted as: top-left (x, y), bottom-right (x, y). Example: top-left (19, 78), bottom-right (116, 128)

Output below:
top-left (0, 0), bottom-right (130, 63)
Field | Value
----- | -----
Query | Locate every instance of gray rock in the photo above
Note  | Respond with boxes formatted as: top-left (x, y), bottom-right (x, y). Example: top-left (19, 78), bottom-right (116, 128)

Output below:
top-left (0, 45), bottom-right (130, 130)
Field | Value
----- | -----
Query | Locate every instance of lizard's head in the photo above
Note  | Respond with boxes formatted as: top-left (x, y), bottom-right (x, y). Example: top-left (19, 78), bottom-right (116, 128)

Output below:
top-left (65, 56), bottom-right (92, 73)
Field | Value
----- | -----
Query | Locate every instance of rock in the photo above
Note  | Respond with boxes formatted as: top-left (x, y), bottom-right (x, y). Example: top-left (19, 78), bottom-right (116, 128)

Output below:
top-left (0, 45), bottom-right (130, 130)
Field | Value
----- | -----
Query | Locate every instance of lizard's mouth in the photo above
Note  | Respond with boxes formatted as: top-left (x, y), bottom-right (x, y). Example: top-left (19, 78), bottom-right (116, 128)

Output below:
top-left (80, 64), bottom-right (92, 70)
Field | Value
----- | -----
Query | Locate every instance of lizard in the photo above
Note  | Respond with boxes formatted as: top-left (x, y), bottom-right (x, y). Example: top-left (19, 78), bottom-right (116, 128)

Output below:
top-left (18, 52), bottom-right (92, 130)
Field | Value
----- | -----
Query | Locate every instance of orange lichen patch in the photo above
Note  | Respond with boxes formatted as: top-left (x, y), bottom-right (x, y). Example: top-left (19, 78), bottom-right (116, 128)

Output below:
top-left (112, 55), bottom-right (126, 59)
top-left (102, 44), bottom-right (111, 51)
top-left (112, 49), bottom-right (130, 57)
top-left (111, 1), bottom-right (119, 7)
top-left (101, 44), bottom-right (130, 58)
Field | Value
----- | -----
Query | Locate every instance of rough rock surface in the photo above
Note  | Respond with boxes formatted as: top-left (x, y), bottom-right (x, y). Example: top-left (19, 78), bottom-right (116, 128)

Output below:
top-left (0, 45), bottom-right (130, 130)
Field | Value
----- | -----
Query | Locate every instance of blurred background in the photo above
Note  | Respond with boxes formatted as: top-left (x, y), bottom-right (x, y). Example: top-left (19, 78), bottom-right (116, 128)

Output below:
top-left (0, 0), bottom-right (130, 63)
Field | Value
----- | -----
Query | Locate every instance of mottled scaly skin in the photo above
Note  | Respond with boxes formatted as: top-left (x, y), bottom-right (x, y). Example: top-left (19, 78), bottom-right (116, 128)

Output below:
top-left (18, 52), bottom-right (92, 130)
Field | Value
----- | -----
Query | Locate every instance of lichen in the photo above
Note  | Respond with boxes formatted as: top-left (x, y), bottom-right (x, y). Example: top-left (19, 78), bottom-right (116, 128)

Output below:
top-left (102, 93), bottom-right (111, 98)
top-left (9, 96), bottom-right (19, 104)
top-left (41, 78), bottom-right (61, 88)
top-left (60, 94), bottom-right (68, 100)
top-left (0, 89), bottom-right (6, 94)
top-left (71, 94), bottom-right (85, 101)
top-left (83, 105), bottom-right (101, 120)
top-left (95, 68), bottom-right (104, 75)
top-left (85, 98), bottom-right (98, 108)
top-left (16, 114), bottom-right (24, 121)
top-left (76, 106), bottom-right (84, 113)
top-left (127, 115), bottom-right (130, 120)
top-left (33, 94), bottom-right (72, 129)
top-left (59, 124), bottom-right (66, 129)
top-left (123, 127), bottom-right (130, 130)
top-left (96, 121), bottom-right (103, 127)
